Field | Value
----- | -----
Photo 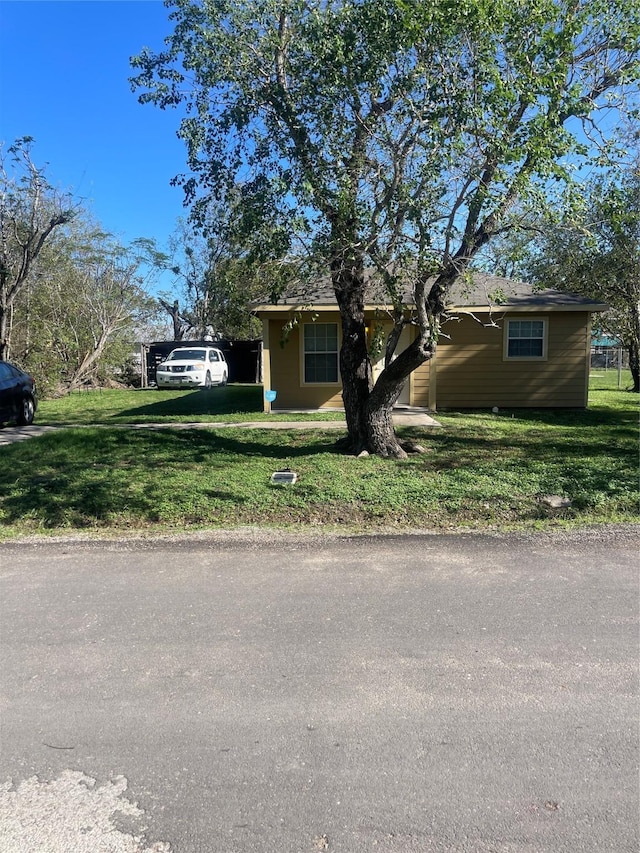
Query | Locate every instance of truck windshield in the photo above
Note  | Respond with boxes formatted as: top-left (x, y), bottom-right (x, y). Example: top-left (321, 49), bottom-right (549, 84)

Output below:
top-left (168, 350), bottom-right (206, 360)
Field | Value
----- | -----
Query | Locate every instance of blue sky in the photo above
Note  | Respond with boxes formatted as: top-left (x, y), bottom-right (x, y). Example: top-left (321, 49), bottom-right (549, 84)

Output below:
top-left (0, 0), bottom-right (188, 261)
top-left (1, 1), bottom-right (633, 271)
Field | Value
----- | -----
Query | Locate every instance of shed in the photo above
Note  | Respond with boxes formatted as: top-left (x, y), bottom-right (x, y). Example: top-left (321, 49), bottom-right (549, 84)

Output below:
top-left (142, 339), bottom-right (262, 387)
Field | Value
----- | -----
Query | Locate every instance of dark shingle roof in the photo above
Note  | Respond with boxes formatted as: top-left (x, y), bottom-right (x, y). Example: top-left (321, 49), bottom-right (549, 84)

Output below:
top-left (264, 271), bottom-right (606, 310)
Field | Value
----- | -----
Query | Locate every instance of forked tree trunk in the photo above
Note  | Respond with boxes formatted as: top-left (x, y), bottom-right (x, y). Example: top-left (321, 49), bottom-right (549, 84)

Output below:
top-left (328, 217), bottom-right (451, 456)
top-left (332, 251), bottom-right (436, 457)
top-left (365, 336), bottom-right (436, 457)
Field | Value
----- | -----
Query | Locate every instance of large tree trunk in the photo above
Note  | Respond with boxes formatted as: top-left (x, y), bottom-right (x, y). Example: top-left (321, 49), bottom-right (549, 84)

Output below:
top-left (331, 246), bottom-right (437, 457)
top-left (622, 282), bottom-right (640, 392)
top-left (365, 392), bottom-right (406, 457)
top-left (365, 336), bottom-right (436, 457)
top-left (331, 245), bottom-right (372, 453)
top-left (328, 216), bottom-right (453, 456)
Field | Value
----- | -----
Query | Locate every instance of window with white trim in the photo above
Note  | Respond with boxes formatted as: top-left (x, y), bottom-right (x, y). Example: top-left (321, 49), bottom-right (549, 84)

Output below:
top-left (506, 319), bottom-right (546, 358)
top-left (303, 323), bottom-right (339, 383)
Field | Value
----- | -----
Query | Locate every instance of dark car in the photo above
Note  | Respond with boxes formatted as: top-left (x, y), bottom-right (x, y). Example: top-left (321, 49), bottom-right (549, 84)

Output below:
top-left (0, 361), bottom-right (38, 426)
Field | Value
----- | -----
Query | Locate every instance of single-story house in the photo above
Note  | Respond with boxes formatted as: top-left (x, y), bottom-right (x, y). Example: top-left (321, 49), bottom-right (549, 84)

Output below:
top-left (254, 273), bottom-right (606, 412)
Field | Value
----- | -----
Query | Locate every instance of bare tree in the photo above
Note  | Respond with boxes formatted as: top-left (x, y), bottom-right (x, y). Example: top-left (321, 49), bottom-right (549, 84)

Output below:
top-left (0, 137), bottom-right (75, 360)
top-left (158, 296), bottom-right (193, 340)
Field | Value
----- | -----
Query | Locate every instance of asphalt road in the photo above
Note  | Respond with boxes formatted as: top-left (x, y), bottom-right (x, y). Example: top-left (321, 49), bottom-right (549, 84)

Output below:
top-left (0, 528), bottom-right (638, 852)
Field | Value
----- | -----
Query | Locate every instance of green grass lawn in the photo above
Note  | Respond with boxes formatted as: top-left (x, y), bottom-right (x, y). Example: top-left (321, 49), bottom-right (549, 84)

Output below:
top-left (589, 366), bottom-right (635, 393)
top-left (0, 376), bottom-right (637, 538)
top-left (35, 385), bottom-right (344, 425)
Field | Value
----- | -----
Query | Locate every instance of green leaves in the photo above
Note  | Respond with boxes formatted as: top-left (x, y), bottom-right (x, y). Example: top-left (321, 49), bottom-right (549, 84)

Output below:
top-left (514, 155), bottom-right (640, 391)
top-left (131, 0), bottom-right (639, 264)
top-left (130, 0), bottom-right (640, 417)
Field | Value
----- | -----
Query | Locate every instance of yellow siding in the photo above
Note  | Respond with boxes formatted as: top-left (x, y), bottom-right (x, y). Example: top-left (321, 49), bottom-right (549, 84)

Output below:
top-left (435, 312), bottom-right (589, 408)
top-left (268, 319), bottom-right (344, 409)
top-left (411, 359), bottom-right (431, 407)
top-left (262, 310), bottom-right (591, 410)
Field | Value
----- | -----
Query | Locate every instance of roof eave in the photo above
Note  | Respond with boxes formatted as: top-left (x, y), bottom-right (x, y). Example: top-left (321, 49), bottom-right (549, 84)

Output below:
top-left (253, 301), bottom-right (609, 314)
top-left (456, 302), bottom-right (609, 313)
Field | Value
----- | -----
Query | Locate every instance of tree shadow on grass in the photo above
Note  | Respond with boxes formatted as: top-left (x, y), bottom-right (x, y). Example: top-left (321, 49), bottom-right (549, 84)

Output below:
top-left (399, 417), bottom-right (637, 509)
top-left (112, 386), bottom-right (264, 420)
top-left (0, 427), bottom-right (343, 528)
top-left (155, 426), bottom-right (343, 458)
top-left (438, 405), bottom-right (638, 431)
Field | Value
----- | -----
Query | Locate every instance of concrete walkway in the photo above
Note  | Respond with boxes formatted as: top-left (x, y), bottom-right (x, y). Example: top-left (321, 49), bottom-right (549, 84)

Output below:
top-left (0, 410), bottom-right (440, 446)
top-left (0, 425), bottom-right (61, 446)
top-left (127, 409), bottom-right (440, 430)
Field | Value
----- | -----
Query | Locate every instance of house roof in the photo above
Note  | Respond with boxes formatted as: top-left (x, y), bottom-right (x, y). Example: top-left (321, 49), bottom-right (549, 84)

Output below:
top-left (254, 271), bottom-right (607, 313)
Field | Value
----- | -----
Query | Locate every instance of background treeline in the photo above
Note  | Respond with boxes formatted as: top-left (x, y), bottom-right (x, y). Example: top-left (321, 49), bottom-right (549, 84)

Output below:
top-left (0, 139), bottom-right (266, 397)
top-left (3, 135), bottom-right (637, 399)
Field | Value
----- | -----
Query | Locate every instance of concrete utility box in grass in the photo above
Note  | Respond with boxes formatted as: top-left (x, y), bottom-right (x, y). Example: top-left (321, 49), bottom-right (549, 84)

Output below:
top-left (270, 471), bottom-right (298, 485)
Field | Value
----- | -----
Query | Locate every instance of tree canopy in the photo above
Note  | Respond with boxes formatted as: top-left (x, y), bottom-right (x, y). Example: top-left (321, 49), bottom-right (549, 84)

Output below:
top-left (132, 0), bottom-right (640, 455)
top-left (526, 158), bottom-right (640, 391)
top-left (1, 139), bottom-right (165, 392)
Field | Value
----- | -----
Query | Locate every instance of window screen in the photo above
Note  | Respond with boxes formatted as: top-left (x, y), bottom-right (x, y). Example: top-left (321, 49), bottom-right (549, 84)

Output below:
top-left (507, 320), bottom-right (545, 358)
top-left (303, 323), bottom-right (339, 383)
